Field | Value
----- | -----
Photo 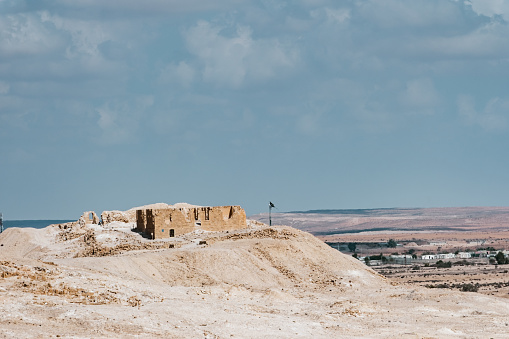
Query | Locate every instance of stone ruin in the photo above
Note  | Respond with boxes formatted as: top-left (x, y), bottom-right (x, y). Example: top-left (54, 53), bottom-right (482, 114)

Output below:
top-left (136, 205), bottom-right (247, 239)
top-left (78, 211), bottom-right (99, 226)
top-left (101, 210), bottom-right (130, 224)
top-left (76, 204), bottom-right (247, 239)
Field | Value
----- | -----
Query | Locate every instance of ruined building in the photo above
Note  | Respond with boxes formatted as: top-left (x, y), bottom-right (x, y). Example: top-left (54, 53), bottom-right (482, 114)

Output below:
top-left (136, 205), bottom-right (247, 239)
top-left (78, 211), bottom-right (99, 226)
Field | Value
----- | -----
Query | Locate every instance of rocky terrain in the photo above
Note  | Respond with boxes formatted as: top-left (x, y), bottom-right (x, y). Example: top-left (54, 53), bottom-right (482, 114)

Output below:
top-left (1, 210), bottom-right (509, 338)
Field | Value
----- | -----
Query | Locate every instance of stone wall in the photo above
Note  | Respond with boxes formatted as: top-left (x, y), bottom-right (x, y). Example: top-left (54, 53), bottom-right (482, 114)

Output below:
top-left (78, 211), bottom-right (99, 226)
top-left (200, 206), bottom-right (247, 232)
top-left (136, 210), bottom-right (146, 233)
top-left (137, 205), bottom-right (247, 239)
top-left (101, 210), bottom-right (130, 224)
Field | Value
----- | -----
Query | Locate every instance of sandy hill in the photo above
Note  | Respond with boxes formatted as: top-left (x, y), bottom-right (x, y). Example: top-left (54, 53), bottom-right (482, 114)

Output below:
top-left (1, 219), bottom-right (509, 337)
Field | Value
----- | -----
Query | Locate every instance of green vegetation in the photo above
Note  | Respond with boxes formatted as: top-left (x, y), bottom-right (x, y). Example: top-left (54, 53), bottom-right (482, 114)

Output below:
top-left (387, 239), bottom-right (397, 248)
top-left (495, 251), bottom-right (508, 265)
top-left (461, 283), bottom-right (479, 292)
top-left (425, 282), bottom-right (479, 292)
top-left (348, 242), bottom-right (357, 252)
top-left (433, 260), bottom-right (452, 268)
top-left (477, 246), bottom-right (496, 251)
top-left (453, 260), bottom-right (475, 266)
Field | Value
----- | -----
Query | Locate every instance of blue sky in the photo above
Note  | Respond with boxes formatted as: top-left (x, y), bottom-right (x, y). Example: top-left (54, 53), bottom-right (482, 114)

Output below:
top-left (1, 0), bottom-right (509, 219)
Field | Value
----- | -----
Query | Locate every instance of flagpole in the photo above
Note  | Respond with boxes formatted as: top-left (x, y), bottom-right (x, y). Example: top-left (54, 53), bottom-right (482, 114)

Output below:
top-left (269, 202), bottom-right (275, 226)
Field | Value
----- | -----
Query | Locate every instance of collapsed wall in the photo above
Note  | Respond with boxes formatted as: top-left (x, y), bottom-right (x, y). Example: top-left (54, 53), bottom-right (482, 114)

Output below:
top-left (101, 210), bottom-right (130, 224)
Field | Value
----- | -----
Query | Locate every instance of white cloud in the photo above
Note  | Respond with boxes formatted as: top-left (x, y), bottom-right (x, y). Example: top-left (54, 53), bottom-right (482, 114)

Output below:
top-left (0, 81), bottom-right (10, 94)
top-left (457, 94), bottom-right (477, 124)
top-left (184, 20), bottom-right (299, 88)
top-left (297, 112), bottom-right (322, 136)
top-left (159, 61), bottom-right (196, 88)
top-left (310, 7), bottom-right (350, 24)
top-left (405, 23), bottom-right (509, 59)
top-left (469, 0), bottom-right (509, 18)
top-left (0, 12), bottom-right (62, 57)
top-left (0, 9), bottom-right (127, 83)
top-left (458, 94), bottom-right (508, 131)
top-left (51, 0), bottom-right (242, 16)
top-left (40, 11), bottom-right (109, 59)
top-left (356, 0), bottom-right (467, 29)
top-left (399, 78), bottom-right (440, 115)
top-left (327, 0), bottom-right (509, 62)
top-left (96, 96), bottom-right (154, 144)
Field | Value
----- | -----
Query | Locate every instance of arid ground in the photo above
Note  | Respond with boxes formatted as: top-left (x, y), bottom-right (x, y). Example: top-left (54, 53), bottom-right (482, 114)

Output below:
top-left (1, 208), bottom-right (509, 338)
top-left (251, 206), bottom-right (509, 234)
top-left (251, 207), bottom-right (509, 256)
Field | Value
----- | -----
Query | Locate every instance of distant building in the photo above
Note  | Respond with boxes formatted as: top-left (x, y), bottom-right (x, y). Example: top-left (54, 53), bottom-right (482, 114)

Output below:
top-left (437, 253), bottom-right (455, 259)
top-left (475, 251), bottom-right (488, 258)
top-left (457, 252), bottom-right (472, 259)
top-left (468, 241), bottom-right (484, 246)
top-left (390, 254), bottom-right (412, 259)
top-left (421, 254), bottom-right (437, 260)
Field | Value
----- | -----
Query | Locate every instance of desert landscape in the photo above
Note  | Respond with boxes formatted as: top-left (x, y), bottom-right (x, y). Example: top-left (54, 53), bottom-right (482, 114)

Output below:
top-left (0, 204), bottom-right (509, 338)
top-left (252, 207), bottom-right (509, 297)
top-left (251, 206), bottom-right (509, 237)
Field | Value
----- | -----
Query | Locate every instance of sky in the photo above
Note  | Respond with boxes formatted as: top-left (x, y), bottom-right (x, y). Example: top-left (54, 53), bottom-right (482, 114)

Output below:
top-left (1, 0), bottom-right (509, 219)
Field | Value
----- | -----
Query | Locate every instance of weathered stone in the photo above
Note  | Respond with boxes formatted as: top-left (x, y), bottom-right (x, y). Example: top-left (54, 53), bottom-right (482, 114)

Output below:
top-left (78, 211), bottom-right (99, 226)
top-left (139, 205), bottom-right (247, 239)
top-left (101, 210), bottom-right (130, 224)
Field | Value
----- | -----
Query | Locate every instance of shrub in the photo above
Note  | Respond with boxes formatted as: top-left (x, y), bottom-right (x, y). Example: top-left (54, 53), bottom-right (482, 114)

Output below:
top-left (387, 239), bottom-right (397, 248)
top-left (495, 251), bottom-right (508, 265)
top-left (461, 283), bottom-right (478, 292)
top-left (348, 243), bottom-right (357, 252)
top-left (434, 260), bottom-right (452, 268)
